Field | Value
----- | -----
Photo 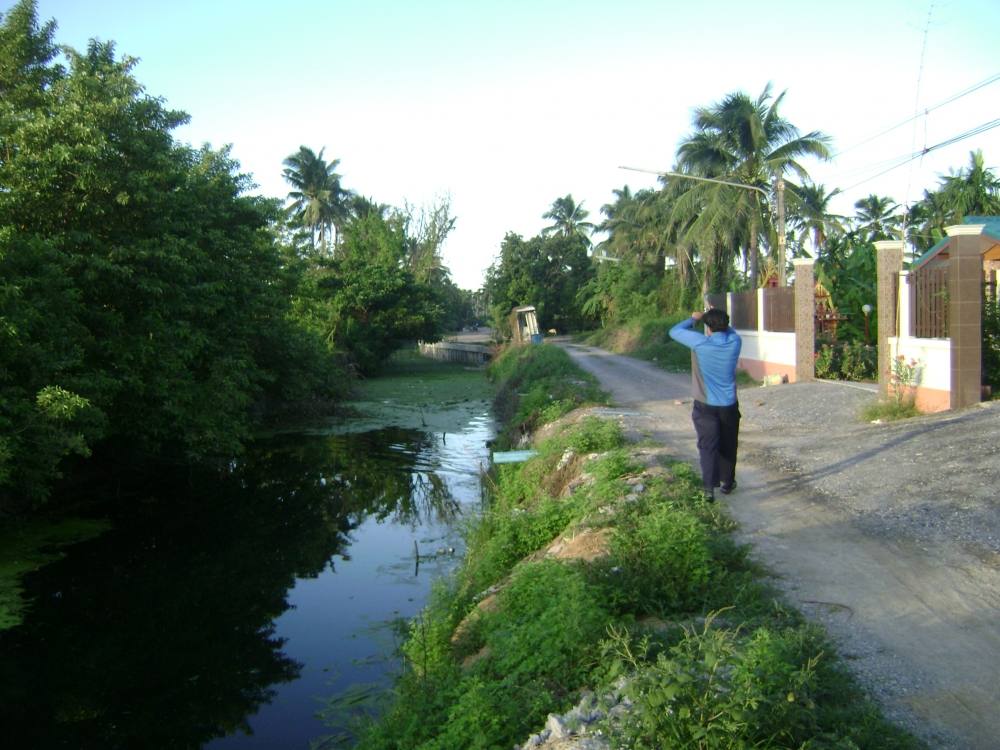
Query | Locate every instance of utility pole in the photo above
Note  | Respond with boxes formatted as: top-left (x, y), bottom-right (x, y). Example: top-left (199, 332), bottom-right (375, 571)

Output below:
top-left (775, 176), bottom-right (786, 286)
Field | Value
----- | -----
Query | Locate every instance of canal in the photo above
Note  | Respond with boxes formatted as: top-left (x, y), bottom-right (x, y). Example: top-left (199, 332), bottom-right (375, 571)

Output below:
top-left (0, 357), bottom-right (494, 749)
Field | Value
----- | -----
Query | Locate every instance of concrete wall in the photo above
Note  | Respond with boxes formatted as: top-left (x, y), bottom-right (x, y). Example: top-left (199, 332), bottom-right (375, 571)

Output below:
top-left (887, 335), bottom-right (951, 412)
top-left (729, 284), bottom-right (804, 383)
top-left (736, 330), bottom-right (798, 382)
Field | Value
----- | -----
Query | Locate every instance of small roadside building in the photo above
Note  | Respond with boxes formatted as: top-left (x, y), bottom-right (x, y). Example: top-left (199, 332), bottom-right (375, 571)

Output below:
top-left (509, 305), bottom-right (542, 344)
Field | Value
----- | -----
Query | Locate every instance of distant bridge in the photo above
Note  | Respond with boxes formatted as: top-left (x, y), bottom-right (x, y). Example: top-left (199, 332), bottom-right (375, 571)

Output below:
top-left (418, 339), bottom-right (492, 365)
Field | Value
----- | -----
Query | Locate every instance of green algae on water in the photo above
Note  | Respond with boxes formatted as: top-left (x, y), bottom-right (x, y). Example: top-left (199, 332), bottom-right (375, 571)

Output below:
top-left (333, 350), bottom-right (492, 435)
top-left (0, 517), bottom-right (111, 631)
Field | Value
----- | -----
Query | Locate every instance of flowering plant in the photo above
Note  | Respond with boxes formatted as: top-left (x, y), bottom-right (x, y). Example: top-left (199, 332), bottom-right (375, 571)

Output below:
top-left (889, 355), bottom-right (921, 404)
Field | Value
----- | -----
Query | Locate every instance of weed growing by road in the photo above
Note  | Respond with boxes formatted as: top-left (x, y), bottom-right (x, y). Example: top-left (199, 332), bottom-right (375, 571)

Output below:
top-left (862, 356), bottom-right (923, 422)
top-left (489, 344), bottom-right (608, 447)
top-left (585, 315), bottom-right (693, 371)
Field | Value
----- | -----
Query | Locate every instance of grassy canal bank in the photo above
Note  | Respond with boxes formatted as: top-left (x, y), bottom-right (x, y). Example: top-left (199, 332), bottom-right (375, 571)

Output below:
top-left (337, 344), bottom-right (923, 750)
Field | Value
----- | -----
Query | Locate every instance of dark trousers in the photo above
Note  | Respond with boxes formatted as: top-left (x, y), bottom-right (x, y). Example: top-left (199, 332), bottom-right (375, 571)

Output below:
top-left (691, 400), bottom-right (741, 491)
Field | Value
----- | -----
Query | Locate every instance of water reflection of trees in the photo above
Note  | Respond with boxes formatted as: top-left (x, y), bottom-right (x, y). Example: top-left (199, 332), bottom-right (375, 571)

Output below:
top-left (0, 425), bottom-right (463, 748)
top-left (303, 426), bottom-right (462, 527)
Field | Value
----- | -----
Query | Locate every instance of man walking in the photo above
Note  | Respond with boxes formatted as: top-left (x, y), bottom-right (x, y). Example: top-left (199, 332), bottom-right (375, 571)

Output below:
top-left (669, 308), bottom-right (742, 501)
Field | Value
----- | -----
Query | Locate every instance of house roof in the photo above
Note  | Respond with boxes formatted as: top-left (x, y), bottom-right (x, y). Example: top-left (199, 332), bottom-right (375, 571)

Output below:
top-left (911, 216), bottom-right (1000, 270)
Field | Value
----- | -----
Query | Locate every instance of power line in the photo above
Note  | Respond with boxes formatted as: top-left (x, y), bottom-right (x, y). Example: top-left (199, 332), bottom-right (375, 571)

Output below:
top-left (905, 1), bottom-right (935, 208)
top-left (832, 72), bottom-right (1000, 158)
top-left (839, 117), bottom-right (1000, 192)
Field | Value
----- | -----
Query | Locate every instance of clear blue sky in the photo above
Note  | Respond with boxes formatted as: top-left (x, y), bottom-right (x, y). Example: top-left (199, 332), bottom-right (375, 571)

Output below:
top-left (15, 0), bottom-right (1000, 288)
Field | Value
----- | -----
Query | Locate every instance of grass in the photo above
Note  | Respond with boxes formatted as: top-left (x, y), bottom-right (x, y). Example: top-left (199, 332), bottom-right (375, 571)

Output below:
top-left (488, 343), bottom-right (608, 448)
top-left (862, 398), bottom-right (921, 422)
top-left (585, 315), bottom-right (693, 372)
top-left (327, 346), bottom-right (926, 750)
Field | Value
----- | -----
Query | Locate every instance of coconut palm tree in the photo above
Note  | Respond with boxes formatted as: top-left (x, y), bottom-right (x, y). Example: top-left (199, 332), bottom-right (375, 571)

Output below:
top-left (597, 186), bottom-right (684, 276)
top-left (597, 185), bottom-right (634, 249)
top-left (936, 150), bottom-right (1000, 216)
top-left (789, 182), bottom-right (844, 255)
top-left (542, 194), bottom-right (595, 243)
top-left (852, 194), bottom-right (901, 242)
top-left (282, 146), bottom-right (347, 252)
top-left (906, 151), bottom-right (1000, 252)
top-left (675, 84), bottom-right (831, 287)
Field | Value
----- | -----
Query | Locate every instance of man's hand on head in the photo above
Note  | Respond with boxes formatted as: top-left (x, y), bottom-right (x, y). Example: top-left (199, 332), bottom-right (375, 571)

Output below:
top-left (691, 311), bottom-right (704, 321)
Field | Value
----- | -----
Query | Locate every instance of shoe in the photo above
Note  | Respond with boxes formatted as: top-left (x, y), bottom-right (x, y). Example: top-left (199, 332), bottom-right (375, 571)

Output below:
top-left (702, 488), bottom-right (715, 503)
top-left (720, 481), bottom-right (737, 495)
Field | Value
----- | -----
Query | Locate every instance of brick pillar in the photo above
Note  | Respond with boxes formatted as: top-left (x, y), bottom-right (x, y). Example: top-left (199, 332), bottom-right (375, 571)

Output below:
top-left (792, 258), bottom-right (815, 382)
top-left (946, 224), bottom-right (986, 408)
top-left (875, 240), bottom-right (904, 397)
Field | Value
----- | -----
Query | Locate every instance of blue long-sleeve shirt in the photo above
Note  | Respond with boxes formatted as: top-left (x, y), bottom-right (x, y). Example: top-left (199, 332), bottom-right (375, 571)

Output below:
top-left (669, 317), bottom-right (742, 406)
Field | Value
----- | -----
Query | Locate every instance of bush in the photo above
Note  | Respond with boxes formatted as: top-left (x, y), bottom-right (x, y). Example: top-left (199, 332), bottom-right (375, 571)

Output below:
top-left (608, 501), bottom-right (715, 615)
top-left (567, 416), bottom-right (625, 453)
top-left (814, 341), bottom-right (877, 381)
top-left (606, 620), bottom-right (921, 750)
top-left (480, 560), bottom-right (610, 686)
top-left (983, 293), bottom-right (1000, 394)
top-left (461, 492), bottom-right (582, 600)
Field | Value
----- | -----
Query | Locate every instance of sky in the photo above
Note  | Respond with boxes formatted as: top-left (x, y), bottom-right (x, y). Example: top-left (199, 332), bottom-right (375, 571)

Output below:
top-left (14, 0), bottom-right (1000, 289)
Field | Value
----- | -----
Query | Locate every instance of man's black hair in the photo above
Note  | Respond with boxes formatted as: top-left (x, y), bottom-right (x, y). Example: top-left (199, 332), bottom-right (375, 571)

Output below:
top-left (702, 308), bottom-right (729, 332)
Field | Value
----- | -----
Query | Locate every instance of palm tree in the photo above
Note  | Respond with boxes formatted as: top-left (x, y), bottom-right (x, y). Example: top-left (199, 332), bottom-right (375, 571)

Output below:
top-left (676, 84), bottom-right (831, 287)
top-left (789, 182), bottom-right (844, 255)
top-left (596, 186), bottom-right (684, 274)
top-left (542, 194), bottom-right (595, 243)
top-left (597, 185), bottom-right (634, 249)
top-left (852, 194), bottom-right (900, 242)
top-left (347, 194), bottom-right (389, 221)
top-left (282, 146), bottom-right (347, 252)
top-left (663, 173), bottom-right (746, 294)
top-left (909, 150), bottom-right (1000, 251)
top-left (937, 149), bottom-right (1000, 217)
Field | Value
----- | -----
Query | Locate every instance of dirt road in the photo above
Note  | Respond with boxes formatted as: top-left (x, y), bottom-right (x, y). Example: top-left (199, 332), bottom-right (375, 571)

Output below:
top-left (557, 341), bottom-right (1000, 750)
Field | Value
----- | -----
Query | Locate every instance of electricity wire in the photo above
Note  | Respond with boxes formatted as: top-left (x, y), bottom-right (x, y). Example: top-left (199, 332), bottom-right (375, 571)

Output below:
top-left (904, 1), bottom-right (935, 221)
top-left (839, 117), bottom-right (1000, 192)
top-left (832, 72), bottom-right (1000, 158)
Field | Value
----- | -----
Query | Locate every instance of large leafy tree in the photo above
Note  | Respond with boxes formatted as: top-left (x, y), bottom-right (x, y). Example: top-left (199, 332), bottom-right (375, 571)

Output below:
top-left (597, 186), bottom-right (676, 272)
top-left (402, 197), bottom-right (456, 285)
top-left (0, 2), bottom-right (345, 509)
top-left (289, 209), bottom-right (446, 374)
top-left (675, 84), bottom-right (831, 287)
top-left (485, 230), bottom-right (593, 335)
